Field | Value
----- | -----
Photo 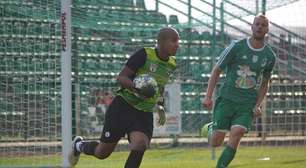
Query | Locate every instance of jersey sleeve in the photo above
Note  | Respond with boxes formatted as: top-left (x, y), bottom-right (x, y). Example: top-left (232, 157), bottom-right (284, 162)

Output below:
top-left (216, 41), bottom-right (236, 70)
top-left (262, 52), bottom-right (276, 80)
top-left (126, 48), bottom-right (147, 72)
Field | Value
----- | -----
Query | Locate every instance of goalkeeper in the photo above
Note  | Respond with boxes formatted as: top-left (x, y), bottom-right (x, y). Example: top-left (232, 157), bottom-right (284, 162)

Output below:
top-left (202, 14), bottom-right (276, 168)
top-left (69, 27), bottom-right (179, 168)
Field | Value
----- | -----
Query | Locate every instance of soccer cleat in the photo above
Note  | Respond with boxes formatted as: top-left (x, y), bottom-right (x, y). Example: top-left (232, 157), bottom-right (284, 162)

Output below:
top-left (68, 136), bottom-right (83, 167)
top-left (201, 122), bottom-right (216, 160)
top-left (201, 122), bottom-right (213, 138)
top-left (207, 122), bottom-right (213, 145)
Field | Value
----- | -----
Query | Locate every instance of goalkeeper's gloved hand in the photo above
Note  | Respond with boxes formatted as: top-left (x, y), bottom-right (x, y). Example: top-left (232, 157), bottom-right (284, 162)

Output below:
top-left (156, 97), bottom-right (166, 126)
top-left (156, 105), bottom-right (166, 126)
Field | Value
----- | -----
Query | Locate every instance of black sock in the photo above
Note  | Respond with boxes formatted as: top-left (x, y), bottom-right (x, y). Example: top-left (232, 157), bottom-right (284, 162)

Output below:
top-left (81, 141), bottom-right (99, 155)
top-left (124, 150), bottom-right (145, 168)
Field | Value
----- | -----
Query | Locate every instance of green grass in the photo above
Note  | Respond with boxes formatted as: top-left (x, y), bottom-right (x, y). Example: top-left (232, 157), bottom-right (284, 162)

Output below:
top-left (1, 146), bottom-right (306, 168)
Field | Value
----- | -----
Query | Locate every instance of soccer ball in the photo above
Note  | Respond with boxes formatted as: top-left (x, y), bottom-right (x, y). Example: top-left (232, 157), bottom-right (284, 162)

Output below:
top-left (133, 74), bottom-right (158, 98)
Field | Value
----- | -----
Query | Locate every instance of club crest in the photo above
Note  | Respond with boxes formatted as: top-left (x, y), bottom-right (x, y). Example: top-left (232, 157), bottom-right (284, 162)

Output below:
top-left (149, 63), bottom-right (157, 72)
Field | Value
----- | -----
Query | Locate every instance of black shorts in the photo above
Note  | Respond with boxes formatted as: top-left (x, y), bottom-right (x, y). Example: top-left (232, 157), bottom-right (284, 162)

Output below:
top-left (100, 96), bottom-right (153, 143)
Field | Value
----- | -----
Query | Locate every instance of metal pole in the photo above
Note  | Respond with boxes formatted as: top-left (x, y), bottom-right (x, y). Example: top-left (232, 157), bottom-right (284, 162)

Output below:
top-left (210, 2), bottom-right (217, 160)
top-left (256, 0), bottom-right (259, 15)
top-left (261, 97), bottom-right (267, 142)
top-left (212, 0), bottom-right (216, 64)
top-left (188, 0), bottom-right (191, 26)
top-left (261, 0), bottom-right (266, 15)
top-left (61, 0), bottom-right (72, 167)
top-left (220, 0), bottom-right (224, 45)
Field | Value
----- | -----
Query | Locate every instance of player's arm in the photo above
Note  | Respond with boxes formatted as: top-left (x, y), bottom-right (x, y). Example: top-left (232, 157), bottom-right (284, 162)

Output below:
top-left (254, 54), bottom-right (276, 117)
top-left (253, 77), bottom-right (270, 117)
top-left (117, 66), bottom-right (136, 91)
top-left (202, 66), bottom-right (222, 110)
top-left (203, 41), bottom-right (236, 110)
top-left (206, 66), bottom-right (222, 99)
top-left (255, 77), bottom-right (270, 106)
top-left (117, 48), bottom-right (146, 92)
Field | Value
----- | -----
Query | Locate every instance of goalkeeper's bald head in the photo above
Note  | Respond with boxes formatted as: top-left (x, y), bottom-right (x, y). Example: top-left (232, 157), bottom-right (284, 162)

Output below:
top-left (157, 27), bottom-right (179, 43)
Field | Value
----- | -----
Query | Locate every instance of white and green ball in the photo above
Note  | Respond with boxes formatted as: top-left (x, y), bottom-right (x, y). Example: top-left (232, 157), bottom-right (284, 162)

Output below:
top-left (133, 74), bottom-right (158, 98)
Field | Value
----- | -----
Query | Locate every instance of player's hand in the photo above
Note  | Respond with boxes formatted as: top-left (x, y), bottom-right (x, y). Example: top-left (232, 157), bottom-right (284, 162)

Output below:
top-left (156, 105), bottom-right (166, 126)
top-left (253, 105), bottom-right (262, 118)
top-left (133, 85), bottom-right (155, 99)
top-left (133, 87), bottom-right (147, 99)
top-left (202, 96), bottom-right (213, 110)
top-left (133, 87), bottom-right (152, 99)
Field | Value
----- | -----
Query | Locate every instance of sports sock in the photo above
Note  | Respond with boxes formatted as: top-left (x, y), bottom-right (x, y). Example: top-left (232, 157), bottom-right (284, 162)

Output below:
top-left (216, 145), bottom-right (236, 168)
top-left (81, 141), bottom-right (99, 155)
top-left (124, 150), bottom-right (145, 168)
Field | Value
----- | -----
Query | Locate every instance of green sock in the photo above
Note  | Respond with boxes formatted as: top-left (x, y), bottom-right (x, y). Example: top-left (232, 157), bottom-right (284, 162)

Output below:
top-left (216, 145), bottom-right (236, 168)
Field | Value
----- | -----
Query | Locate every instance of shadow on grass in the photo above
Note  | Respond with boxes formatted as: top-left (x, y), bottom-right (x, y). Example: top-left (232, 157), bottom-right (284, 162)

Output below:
top-left (229, 159), bottom-right (306, 168)
top-left (230, 164), bottom-right (254, 168)
top-left (280, 159), bottom-right (306, 164)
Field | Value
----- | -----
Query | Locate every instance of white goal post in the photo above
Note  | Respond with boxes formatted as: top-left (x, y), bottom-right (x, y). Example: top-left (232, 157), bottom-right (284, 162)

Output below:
top-left (61, 0), bottom-right (72, 167)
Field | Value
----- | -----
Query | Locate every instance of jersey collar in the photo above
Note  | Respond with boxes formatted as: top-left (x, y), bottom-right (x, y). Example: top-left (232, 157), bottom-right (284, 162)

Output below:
top-left (247, 37), bottom-right (265, 52)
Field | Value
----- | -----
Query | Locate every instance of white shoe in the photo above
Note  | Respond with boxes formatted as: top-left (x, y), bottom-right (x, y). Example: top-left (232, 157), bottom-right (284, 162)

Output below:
top-left (68, 136), bottom-right (83, 167)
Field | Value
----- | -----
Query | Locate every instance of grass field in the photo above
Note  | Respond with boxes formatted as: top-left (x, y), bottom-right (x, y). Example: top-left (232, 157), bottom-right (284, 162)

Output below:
top-left (1, 146), bottom-right (306, 168)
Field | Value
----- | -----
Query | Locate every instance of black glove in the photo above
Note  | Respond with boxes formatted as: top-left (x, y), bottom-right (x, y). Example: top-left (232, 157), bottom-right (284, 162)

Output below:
top-left (133, 84), bottom-right (156, 99)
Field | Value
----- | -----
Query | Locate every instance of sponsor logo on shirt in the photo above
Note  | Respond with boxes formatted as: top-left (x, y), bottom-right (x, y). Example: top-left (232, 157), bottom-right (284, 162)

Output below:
top-left (235, 65), bottom-right (256, 89)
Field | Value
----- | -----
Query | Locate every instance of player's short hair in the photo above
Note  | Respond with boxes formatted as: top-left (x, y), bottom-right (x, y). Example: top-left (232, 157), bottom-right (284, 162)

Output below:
top-left (253, 14), bottom-right (269, 25)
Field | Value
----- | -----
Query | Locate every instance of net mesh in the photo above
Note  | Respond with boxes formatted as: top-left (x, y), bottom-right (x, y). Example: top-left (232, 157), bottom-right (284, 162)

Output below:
top-left (0, 0), bottom-right (306, 167)
top-left (0, 0), bottom-right (61, 166)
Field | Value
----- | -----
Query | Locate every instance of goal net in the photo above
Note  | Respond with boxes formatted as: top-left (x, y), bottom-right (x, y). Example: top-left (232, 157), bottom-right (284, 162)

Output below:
top-left (0, 0), bottom-right (62, 167)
